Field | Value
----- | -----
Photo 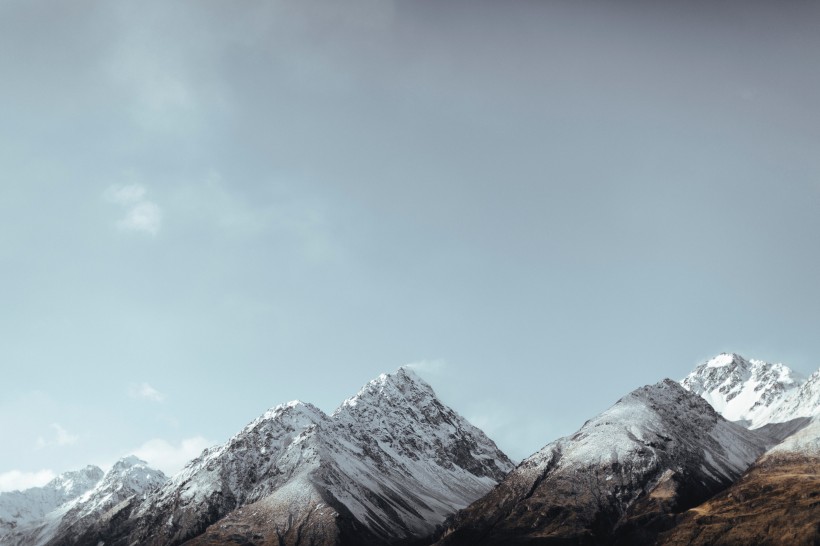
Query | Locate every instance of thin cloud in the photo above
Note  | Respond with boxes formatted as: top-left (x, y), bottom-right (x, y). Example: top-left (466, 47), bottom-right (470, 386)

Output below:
top-left (128, 382), bottom-right (165, 402)
top-left (104, 183), bottom-right (162, 235)
top-left (0, 469), bottom-right (55, 493)
top-left (35, 423), bottom-right (79, 449)
top-left (404, 358), bottom-right (447, 375)
top-left (131, 436), bottom-right (212, 476)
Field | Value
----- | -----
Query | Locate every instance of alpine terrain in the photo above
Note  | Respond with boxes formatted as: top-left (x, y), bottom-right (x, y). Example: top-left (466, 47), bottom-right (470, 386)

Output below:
top-left (5, 354), bottom-right (819, 546)
top-left (0, 457), bottom-right (165, 546)
top-left (67, 367), bottom-right (513, 546)
top-left (664, 353), bottom-right (820, 545)
top-left (436, 352), bottom-right (819, 545)
top-left (435, 379), bottom-right (771, 545)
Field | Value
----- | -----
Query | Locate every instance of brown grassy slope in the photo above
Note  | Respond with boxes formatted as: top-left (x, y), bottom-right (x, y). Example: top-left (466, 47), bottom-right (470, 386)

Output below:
top-left (658, 454), bottom-right (820, 546)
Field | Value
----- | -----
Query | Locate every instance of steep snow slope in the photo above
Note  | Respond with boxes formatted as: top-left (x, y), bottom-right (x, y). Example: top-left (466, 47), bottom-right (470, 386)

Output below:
top-left (768, 369), bottom-right (820, 424)
top-left (0, 466), bottom-right (103, 545)
top-left (681, 353), bottom-right (806, 428)
top-left (75, 368), bottom-right (513, 546)
top-left (437, 380), bottom-right (769, 545)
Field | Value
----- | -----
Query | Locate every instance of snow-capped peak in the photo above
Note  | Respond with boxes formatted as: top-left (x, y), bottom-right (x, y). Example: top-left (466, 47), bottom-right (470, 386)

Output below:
top-left (681, 353), bottom-right (815, 428)
top-left (90, 367), bottom-right (512, 546)
top-left (334, 366), bottom-right (433, 413)
top-left (706, 352), bottom-right (745, 368)
top-left (45, 466), bottom-right (105, 499)
top-left (92, 456), bottom-right (166, 499)
top-left (252, 399), bottom-right (325, 426)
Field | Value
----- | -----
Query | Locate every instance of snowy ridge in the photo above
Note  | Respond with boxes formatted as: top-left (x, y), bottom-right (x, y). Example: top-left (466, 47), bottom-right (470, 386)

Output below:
top-left (767, 369), bottom-right (820, 423)
top-left (519, 379), bottom-right (763, 486)
top-left (1, 458), bottom-right (165, 546)
top-left (0, 466), bottom-right (103, 545)
top-left (681, 353), bottom-right (813, 428)
top-left (88, 367), bottom-right (513, 545)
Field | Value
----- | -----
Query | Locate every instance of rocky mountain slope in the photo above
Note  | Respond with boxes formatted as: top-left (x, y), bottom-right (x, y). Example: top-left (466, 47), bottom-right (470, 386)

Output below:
top-left (435, 379), bottom-right (770, 545)
top-left (70, 368), bottom-right (513, 546)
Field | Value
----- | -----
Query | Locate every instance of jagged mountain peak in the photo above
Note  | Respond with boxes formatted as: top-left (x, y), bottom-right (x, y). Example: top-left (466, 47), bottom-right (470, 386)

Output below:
top-left (251, 399), bottom-right (327, 429)
top-left (334, 366), bottom-right (433, 414)
top-left (45, 466), bottom-right (104, 499)
top-left (681, 352), bottom-right (805, 428)
top-left (705, 352), bottom-right (748, 368)
top-left (77, 367), bottom-right (512, 546)
top-left (94, 456), bottom-right (166, 498)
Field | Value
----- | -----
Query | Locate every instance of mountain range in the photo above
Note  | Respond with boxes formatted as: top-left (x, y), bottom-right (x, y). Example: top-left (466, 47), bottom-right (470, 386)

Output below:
top-left (2, 353), bottom-right (818, 545)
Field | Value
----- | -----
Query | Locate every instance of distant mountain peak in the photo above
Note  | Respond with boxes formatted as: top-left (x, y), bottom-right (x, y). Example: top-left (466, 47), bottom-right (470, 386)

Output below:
top-left (682, 352), bottom-right (814, 428)
top-left (111, 455), bottom-right (148, 470)
top-left (706, 352), bottom-right (747, 368)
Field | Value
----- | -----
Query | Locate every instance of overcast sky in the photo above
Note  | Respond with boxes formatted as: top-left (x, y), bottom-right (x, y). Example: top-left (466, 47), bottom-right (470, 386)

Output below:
top-left (2, 0), bottom-right (820, 491)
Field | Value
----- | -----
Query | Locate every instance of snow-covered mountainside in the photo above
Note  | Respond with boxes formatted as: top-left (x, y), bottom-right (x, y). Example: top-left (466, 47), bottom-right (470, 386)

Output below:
top-left (73, 368), bottom-right (513, 546)
top-left (0, 466), bottom-right (103, 545)
top-left (2, 458), bottom-right (165, 546)
top-left (768, 369), bottom-right (820, 424)
top-left (41, 456), bottom-right (166, 546)
top-left (436, 380), bottom-right (769, 545)
top-left (680, 352), bottom-right (817, 428)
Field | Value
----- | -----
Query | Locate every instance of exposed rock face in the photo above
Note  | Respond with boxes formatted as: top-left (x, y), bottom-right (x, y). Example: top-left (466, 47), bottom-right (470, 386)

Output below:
top-left (435, 380), bottom-right (767, 545)
top-left (74, 368), bottom-right (512, 546)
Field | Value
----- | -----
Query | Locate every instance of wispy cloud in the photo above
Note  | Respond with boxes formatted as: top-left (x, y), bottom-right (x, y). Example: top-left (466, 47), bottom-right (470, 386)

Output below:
top-left (104, 183), bottom-right (162, 235)
top-left (35, 423), bottom-right (78, 449)
top-left (0, 469), bottom-right (55, 493)
top-left (404, 358), bottom-right (447, 375)
top-left (131, 436), bottom-right (212, 475)
top-left (128, 382), bottom-right (165, 402)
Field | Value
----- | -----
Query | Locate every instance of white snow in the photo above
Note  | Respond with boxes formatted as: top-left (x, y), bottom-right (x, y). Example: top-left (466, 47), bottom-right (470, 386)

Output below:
top-left (681, 353), bottom-right (814, 429)
top-left (518, 379), bottom-right (763, 489)
top-left (124, 367), bottom-right (512, 543)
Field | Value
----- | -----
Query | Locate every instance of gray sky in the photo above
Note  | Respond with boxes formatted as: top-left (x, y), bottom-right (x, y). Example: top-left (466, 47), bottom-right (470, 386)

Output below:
top-left (2, 0), bottom-right (820, 490)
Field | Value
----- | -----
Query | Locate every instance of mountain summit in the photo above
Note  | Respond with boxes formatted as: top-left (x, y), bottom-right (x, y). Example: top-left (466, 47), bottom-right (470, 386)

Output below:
top-left (436, 380), bottom-right (767, 545)
top-left (681, 352), bottom-right (819, 427)
top-left (74, 368), bottom-right (513, 546)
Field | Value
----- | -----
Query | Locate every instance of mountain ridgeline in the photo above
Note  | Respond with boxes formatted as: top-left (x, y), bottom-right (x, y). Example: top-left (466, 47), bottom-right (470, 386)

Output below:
top-left (2, 355), bottom-right (818, 546)
top-left (72, 368), bottom-right (512, 546)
